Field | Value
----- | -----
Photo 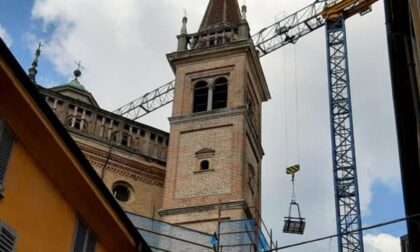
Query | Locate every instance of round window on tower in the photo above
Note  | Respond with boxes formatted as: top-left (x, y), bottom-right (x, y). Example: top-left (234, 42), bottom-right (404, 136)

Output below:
top-left (112, 182), bottom-right (132, 202)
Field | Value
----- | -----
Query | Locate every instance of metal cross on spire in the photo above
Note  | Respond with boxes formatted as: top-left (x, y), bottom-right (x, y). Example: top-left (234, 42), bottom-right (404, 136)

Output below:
top-left (74, 60), bottom-right (85, 71)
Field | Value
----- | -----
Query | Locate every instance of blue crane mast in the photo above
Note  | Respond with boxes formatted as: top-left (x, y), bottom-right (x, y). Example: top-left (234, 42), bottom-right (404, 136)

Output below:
top-left (252, 2), bottom-right (377, 251)
top-left (325, 16), bottom-right (364, 252)
top-left (114, 1), bottom-right (378, 251)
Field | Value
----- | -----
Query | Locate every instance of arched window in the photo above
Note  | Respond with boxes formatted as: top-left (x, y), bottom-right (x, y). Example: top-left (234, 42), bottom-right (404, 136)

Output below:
top-left (200, 160), bottom-right (210, 170)
top-left (111, 131), bottom-right (119, 143)
top-left (121, 133), bottom-right (131, 146)
top-left (212, 77), bottom-right (228, 110)
top-left (193, 81), bottom-right (209, 113)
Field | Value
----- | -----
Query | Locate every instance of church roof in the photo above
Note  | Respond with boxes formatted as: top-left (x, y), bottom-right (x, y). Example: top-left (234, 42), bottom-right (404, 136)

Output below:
top-left (63, 78), bottom-right (86, 91)
top-left (199, 0), bottom-right (242, 30)
top-left (50, 78), bottom-right (99, 107)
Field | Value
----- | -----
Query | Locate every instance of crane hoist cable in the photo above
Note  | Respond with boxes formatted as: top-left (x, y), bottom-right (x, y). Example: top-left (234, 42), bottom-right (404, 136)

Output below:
top-left (282, 44), bottom-right (306, 235)
top-left (293, 45), bottom-right (301, 164)
top-left (283, 44), bottom-right (301, 170)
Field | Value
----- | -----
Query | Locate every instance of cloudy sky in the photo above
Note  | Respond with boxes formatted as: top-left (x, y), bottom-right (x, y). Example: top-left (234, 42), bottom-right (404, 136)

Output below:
top-left (0, 0), bottom-right (406, 251)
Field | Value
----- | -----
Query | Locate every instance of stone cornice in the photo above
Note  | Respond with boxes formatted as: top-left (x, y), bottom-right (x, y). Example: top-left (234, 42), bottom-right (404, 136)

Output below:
top-left (167, 40), bottom-right (252, 72)
top-left (169, 107), bottom-right (265, 157)
top-left (166, 40), bottom-right (270, 102)
top-left (169, 106), bottom-right (245, 125)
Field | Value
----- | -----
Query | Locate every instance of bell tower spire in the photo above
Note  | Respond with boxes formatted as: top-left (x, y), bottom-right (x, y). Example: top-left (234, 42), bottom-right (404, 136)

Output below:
top-left (199, 0), bottom-right (242, 31)
top-left (28, 42), bottom-right (43, 84)
top-left (160, 0), bottom-right (270, 234)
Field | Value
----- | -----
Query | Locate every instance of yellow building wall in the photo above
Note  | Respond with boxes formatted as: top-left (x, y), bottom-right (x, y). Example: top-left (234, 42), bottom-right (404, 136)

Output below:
top-left (0, 139), bottom-right (104, 251)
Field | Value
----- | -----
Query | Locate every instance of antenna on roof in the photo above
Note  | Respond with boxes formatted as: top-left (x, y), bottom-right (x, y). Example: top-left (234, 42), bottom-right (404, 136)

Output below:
top-left (28, 42), bottom-right (43, 84)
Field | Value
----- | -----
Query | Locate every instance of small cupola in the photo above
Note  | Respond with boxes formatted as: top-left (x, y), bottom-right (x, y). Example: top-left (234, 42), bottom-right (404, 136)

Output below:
top-left (66, 66), bottom-right (86, 91)
top-left (50, 62), bottom-right (99, 107)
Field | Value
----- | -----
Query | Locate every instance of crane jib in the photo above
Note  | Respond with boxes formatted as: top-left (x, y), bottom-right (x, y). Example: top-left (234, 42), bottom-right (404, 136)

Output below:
top-left (322, 0), bottom-right (378, 20)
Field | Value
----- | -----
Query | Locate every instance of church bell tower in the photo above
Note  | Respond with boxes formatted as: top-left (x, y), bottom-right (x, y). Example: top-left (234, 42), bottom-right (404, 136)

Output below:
top-left (159, 0), bottom-right (271, 234)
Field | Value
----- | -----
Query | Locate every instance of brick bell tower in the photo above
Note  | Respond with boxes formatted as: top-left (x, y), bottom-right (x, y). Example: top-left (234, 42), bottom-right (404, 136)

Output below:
top-left (159, 0), bottom-right (270, 234)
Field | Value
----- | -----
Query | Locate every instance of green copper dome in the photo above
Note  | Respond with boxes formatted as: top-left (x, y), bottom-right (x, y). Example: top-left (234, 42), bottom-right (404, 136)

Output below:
top-left (63, 79), bottom-right (86, 91)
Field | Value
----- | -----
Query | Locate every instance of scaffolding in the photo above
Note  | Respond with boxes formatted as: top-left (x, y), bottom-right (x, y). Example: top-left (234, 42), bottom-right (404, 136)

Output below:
top-left (127, 212), bottom-right (271, 252)
top-left (218, 219), bottom-right (270, 251)
top-left (127, 212), bottom-right (213, 251)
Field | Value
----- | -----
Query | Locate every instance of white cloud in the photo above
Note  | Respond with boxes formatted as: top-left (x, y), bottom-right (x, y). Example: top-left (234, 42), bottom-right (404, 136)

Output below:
top-left (0, 24), bottom-right (13, 47)
top-left (30, 0), bottom-right (403, 251)
top-left (31, 0), bottom-right (191, 111)
top-left (364, 233), bottom-right (402, 252)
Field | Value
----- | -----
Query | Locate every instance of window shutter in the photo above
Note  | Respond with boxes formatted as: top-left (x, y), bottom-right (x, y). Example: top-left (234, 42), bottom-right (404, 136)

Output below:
top-left (0, 222), bottom-right (17, 252)
top-left (0, 121), bottom-right (14, 190)
top-left (72, 219), bottom-right (96, 252)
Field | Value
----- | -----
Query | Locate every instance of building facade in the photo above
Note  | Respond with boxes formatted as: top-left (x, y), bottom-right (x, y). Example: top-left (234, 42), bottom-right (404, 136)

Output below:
top-left (39, 81), bottom-right (168, 219)
top-left (385, 0), bottom-right (420, 251)
top-left (34, 0), bottom-right (269, 236)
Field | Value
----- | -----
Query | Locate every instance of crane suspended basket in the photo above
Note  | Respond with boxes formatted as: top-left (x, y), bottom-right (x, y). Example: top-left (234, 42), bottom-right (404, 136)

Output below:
top-left (283, 200), bottom-right (305, 235)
